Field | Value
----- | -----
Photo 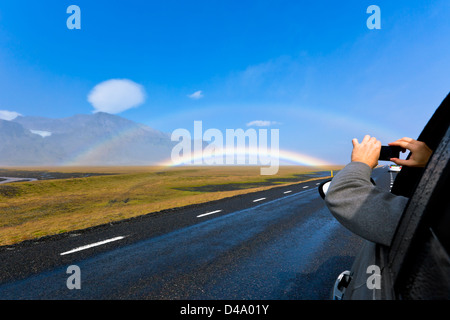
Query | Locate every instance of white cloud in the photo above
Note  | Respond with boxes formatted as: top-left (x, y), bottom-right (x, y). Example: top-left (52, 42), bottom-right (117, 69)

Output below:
top-left (87, 79), bottom-right (146, 114)
top-left (246, 120), bottom-right (281, 127)
top-left (30, 130), bottom-right (52, 138)
top-left (188, 90), bottom-right (204, 100)
top-left (0, 110), bottom-right (22, 121)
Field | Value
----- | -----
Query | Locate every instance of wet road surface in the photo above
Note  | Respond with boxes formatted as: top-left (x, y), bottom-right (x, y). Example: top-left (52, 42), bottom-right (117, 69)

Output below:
top-left (0, 166), bottom-right (393, 300)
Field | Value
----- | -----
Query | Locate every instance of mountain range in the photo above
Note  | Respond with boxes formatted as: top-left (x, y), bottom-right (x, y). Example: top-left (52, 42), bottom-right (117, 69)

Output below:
top-left (0, 112), bottom-right (176, 166)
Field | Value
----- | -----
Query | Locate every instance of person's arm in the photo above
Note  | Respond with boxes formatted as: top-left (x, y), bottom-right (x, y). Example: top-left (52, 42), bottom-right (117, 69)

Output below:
top-left (325, 161), bottom-right (409, 246)
top-left (324, 135), bottom-right (409, 246)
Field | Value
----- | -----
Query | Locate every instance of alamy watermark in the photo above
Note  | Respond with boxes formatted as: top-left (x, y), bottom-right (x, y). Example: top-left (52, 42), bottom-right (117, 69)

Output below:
top-left (65, 5), bottom-right (380, 32)
top-left (67, 5), bottom-right (81, 30)
top-left (171, 121), bottom-right (280, 175)
top-left (366, 265), bottom-right (381, 290)
top-left (367, 5), bottom-right (381, 30)
top-left (66, 265), bottom-right (81, 290)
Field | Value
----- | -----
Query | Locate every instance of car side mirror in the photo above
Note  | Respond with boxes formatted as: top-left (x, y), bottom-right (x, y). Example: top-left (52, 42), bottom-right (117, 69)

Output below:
top-left (318, 177), bottom-right (376, 200)
top-left (318, 179), bottom-right (332, 199)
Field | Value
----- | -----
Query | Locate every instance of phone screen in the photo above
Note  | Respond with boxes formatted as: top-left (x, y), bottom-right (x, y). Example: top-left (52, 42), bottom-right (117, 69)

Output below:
top-left (379, 146), bottom-right (401, 161)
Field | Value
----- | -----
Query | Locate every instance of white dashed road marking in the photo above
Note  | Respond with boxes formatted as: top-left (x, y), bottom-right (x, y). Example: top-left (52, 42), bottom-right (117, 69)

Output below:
top-left (60, 236), bottom-right (125, 256)
top-left (389, 172), bottom-right (394, 191)
top-left (197, 210), bottom-right (223, 218)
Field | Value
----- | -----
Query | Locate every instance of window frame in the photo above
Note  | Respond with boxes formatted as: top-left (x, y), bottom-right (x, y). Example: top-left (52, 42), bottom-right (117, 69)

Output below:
top-left (381, 126), bottom-right (450, 298)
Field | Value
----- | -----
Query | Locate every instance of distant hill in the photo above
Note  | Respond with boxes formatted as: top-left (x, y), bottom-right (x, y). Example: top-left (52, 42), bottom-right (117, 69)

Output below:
top-left (0, 112), bottom-right (175, 166)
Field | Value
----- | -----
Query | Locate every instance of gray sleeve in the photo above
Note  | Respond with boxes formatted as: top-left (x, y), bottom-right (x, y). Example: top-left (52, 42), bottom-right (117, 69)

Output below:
top-left (324, 162), bottom-right (409, 246)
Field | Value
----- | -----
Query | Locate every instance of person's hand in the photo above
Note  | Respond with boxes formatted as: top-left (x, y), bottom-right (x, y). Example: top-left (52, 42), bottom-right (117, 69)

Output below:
top-left (351, 135), bottom-right (381, 169)
top-left (388, 137), bottom-right (432, 167)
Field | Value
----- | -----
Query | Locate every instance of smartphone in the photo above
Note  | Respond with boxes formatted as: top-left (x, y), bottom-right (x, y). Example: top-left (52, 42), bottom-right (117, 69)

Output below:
top-left (379, 146), bottom-right (402, 161)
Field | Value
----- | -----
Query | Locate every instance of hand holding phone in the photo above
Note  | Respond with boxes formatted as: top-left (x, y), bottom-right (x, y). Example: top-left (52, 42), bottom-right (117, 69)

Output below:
top-left (387, 138), bottom-right (432, 167)
top-left (379, 146), bottom-right (401, 161)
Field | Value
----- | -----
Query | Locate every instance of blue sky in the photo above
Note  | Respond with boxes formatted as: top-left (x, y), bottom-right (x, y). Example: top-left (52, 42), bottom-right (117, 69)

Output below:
top-left (0, 0), bottom-right (449, 164)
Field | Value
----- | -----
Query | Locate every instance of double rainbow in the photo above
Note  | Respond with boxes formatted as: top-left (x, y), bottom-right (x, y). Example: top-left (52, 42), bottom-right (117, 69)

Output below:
top-left (158, 147), bottom-right (331, 167)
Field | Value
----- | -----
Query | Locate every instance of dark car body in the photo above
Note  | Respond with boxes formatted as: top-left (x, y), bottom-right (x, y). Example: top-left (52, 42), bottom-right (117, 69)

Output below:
top-left (331, 92), bottom-right (450, 300)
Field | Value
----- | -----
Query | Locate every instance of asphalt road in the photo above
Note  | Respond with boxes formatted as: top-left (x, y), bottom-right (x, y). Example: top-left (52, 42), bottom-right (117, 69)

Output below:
top-left (0, 177), bottom-right (37, 184)
top-left (0, 166), bottom-right (394, 300)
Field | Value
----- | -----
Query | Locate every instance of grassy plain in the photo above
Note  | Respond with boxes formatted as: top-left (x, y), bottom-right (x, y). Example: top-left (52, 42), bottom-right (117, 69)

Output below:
top-left (0, 165), bottom-right (341, 246)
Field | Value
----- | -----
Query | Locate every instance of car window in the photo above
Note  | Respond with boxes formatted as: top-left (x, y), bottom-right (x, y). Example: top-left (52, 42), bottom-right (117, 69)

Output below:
top-left (388, 126), bottom-right (450, 299)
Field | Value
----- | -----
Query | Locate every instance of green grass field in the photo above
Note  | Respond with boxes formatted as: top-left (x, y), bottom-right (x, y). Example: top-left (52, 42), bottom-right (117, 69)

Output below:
top-left (0, 165), bottom-right (341, 246)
